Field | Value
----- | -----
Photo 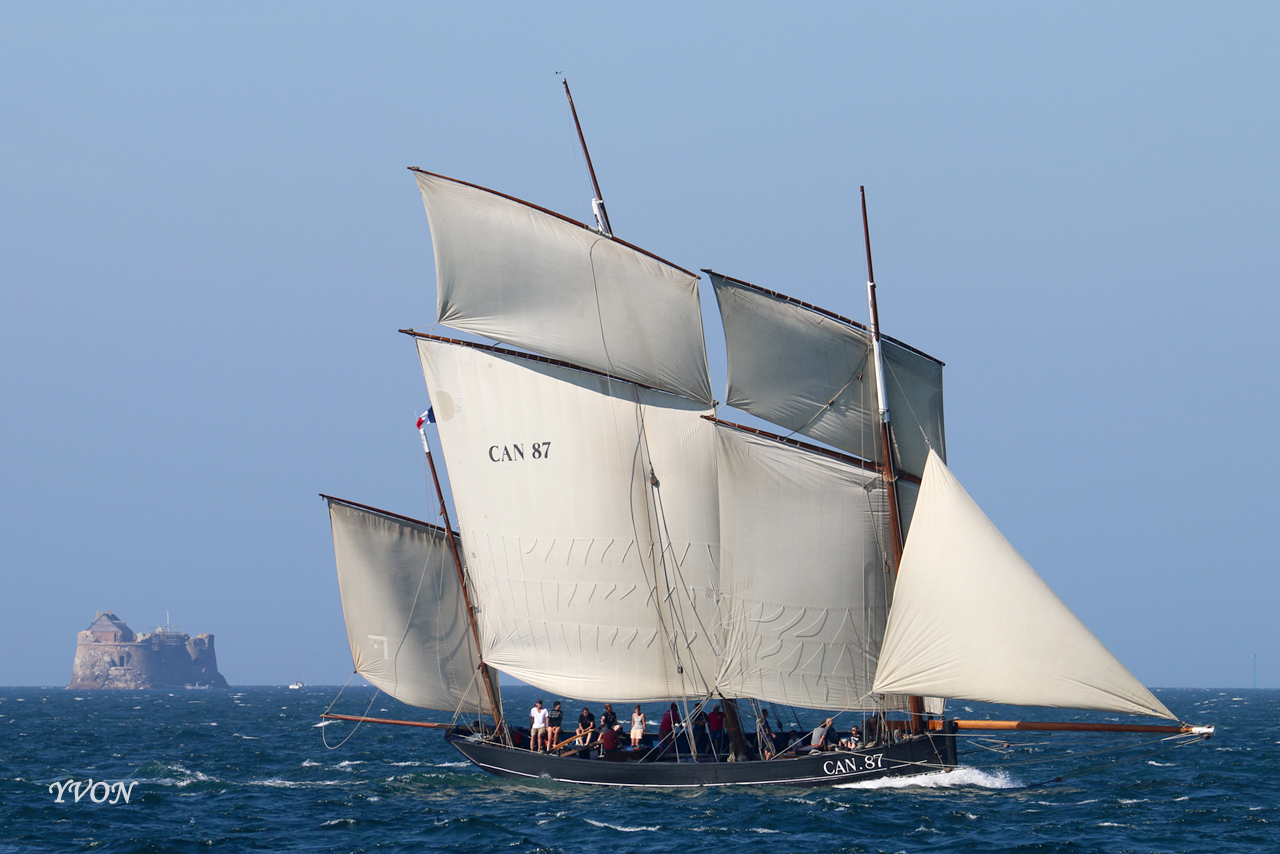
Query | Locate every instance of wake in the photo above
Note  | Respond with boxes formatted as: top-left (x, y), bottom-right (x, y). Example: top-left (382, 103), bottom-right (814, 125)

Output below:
top-left (835, 766), bottom-right (1021, 790)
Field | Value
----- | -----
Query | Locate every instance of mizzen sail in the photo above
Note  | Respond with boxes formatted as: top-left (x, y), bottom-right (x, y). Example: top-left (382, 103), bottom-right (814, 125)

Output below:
top-left (872, 450), bottom-right (1175, 720)
top-left (414, 170), bottom-right (714, 405)
top-left (326, 497), bottom-right (493, 714)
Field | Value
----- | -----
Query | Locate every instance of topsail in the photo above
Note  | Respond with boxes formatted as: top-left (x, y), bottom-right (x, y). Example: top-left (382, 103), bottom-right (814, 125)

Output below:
top-left (710, 271), bottom-right (945, 485)
top-left (414, 170), bottom-right (714, 405)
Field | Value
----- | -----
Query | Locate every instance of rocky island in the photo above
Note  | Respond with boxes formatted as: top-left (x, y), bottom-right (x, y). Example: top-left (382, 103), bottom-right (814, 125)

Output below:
top-left (67, 612), bottom-right (228, 689)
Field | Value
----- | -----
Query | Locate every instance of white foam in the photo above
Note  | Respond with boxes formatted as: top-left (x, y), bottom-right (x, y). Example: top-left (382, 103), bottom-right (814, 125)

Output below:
top-left (251, 778), bottom-right (349, 788)
top-left (313, 720), bottom-right (336, 728)
top-left (835, 766), bottom-right (1020, 790)
top-left (585, 819), bottom-right (660, 832)
top-left (1147, 761), bottom-right (1174, 767)
top-left (300, 760), bottom-right (321, 767)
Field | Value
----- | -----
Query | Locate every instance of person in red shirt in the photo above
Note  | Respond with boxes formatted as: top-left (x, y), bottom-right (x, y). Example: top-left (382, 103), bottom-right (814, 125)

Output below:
top-left (659, 702), bottom-right (681, 752)
top-left (707, 705), bottom-right (726, 754)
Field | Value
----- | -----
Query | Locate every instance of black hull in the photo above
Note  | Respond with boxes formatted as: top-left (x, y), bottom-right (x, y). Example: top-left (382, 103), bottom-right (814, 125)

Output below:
top-left (445, 730), bottom-right (958, 788)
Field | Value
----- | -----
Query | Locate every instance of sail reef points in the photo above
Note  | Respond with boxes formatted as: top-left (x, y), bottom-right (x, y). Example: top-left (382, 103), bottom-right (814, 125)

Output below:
top-left (67, 612), bottom-right (228, 689)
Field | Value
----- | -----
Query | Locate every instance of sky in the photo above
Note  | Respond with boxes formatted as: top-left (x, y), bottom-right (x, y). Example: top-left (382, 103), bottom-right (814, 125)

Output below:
top-left (1, 3), bottom-right (1276, 693)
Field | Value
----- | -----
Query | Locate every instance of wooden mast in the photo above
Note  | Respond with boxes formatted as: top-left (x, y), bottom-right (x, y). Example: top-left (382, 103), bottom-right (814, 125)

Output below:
top-left (562, 78), bottom-right (613, 237)
top-left (860, 186), bottom-right (926, 734)
top-left (421, 426), bottom-right (506, 736)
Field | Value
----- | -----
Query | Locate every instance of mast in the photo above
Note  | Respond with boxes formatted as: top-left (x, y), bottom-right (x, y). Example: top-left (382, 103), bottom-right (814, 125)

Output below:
top-left (860, 186), bottom-right (926, 734)
top-left (562, 78), bottom-right (613, 236)
top-left (419, 420), bottom-right (505, 734)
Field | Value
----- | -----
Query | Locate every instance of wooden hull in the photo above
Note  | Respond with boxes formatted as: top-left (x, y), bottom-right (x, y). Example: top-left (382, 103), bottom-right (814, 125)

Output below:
top-left (445, 729), bottom-right (958, 788)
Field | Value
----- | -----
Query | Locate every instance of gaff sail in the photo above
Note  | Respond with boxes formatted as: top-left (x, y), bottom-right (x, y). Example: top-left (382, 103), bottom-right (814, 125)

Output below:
top-left (326, 497), bottom-right (494, 715)
top-left (712, 422), bottom-right (912, 711)
top-left (415, 336), bottom-right (722, 703)
top-left (872, 451), bottom-right (1175, 720)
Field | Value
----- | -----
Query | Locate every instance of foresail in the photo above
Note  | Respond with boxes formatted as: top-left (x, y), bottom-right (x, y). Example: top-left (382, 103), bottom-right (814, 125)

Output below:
top-left (872, 451), bottom-right (1175, 720)
top-left (713, 423), bottom-right (911, 711)
top-left (326, 497), bottom-right (492, 715)
top-left (416, 337), bottom-right (721, 703)
top-left (710, 272), bottom-right (945, 484)
top-left (414, 170), bottom-right (714, 405)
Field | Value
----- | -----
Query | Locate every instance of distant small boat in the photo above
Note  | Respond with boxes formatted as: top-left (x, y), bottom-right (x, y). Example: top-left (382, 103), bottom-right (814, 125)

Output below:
top-left (289, 681), bottom-right (305, 690)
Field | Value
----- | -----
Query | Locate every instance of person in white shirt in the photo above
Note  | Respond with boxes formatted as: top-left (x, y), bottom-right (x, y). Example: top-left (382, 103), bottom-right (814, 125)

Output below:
top-left (529, 699), bottom-right (550, 752)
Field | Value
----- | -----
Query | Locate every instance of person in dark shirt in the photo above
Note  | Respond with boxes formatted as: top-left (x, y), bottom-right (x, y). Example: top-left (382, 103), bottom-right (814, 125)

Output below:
top-left (576, 707), bottom-right (595, 746)
top-left (600, 703), bottom-right (619, 732)
top-left (691, 709), bottom-right (708, 753)
top-left (546, 701), bottom-right (564, 751)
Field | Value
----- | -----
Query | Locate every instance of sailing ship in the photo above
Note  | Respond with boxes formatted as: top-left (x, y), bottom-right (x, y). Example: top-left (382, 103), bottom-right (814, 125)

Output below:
top-left (321, 86), bottom-right (1212, 788)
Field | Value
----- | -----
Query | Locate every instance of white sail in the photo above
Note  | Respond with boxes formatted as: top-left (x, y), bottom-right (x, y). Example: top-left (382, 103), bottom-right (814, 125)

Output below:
top-left (416, 336), bottom-right (721, 703)
top-left (710, 272), bottom-right (944, 482)
top-left (415, 171), bottom-right (714, 405)
top-left (872, 451), bottom-right (1175, 720)
top-left (326, 497), bottom-right (492, 714)
top-left (713, 423), bottom-right (911, 711)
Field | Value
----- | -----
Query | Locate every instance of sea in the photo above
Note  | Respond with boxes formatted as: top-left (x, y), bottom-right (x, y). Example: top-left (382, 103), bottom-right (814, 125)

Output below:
top-left (2, 685), bottom-right (1275, 853)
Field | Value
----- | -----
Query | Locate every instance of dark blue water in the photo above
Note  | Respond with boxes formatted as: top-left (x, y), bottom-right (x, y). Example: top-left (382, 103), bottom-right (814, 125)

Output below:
top-left (2, 686), bottom-right (1274, 852)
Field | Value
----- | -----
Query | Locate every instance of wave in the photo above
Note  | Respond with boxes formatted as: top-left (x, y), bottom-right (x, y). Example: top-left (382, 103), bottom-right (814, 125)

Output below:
top-left (584, 818), bottom-right (660, 832)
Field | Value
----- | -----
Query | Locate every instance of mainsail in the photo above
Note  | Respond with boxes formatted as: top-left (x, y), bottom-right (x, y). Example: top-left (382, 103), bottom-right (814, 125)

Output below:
top-left (326, 497), bottom-right (493, 714)
top-left (713, 422), bottom-right (910, 711)
top-left (710, 271), bottom-right (945, 485)
top-left (413, 170), bottom-right (714, 405)
top-left (873, 450), bottom-right (1175, 720)
top-left (415, 336), bottom-right (722, 703)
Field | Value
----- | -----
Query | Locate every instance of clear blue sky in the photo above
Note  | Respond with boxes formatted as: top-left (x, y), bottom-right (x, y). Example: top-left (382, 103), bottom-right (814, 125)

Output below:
top-left (1, 3), bottom-right (1275, 690)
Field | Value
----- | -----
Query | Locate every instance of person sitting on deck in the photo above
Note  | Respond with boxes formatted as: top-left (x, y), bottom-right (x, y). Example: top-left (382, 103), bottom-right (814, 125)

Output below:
top-left (546, 701), bottom-right (563, 751)
top-left (596, 723), bottom-right (620, 757)
top-left (810, 718), bottom-right (837, 752)
top-left (576, 707), bottom-right (595, 746)
top-left (841, 725), bottom-right (862, 749)
top-left (529, 699), bottom-right (549, 752)
top-left (600, 703), bottom-right (619, 732)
